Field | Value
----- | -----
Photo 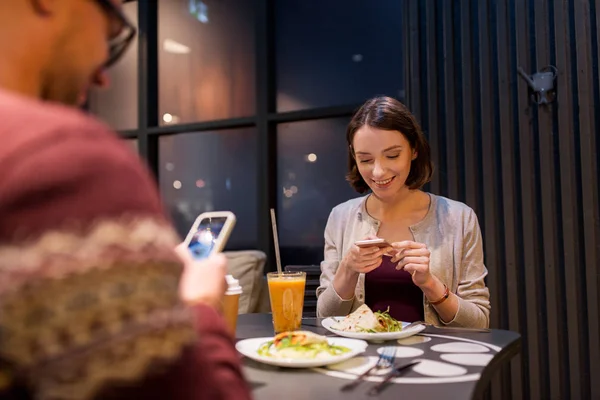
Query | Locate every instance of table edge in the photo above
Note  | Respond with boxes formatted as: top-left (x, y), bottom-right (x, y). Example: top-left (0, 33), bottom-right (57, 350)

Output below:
top-left (472, 336), bottom-right (522, 399)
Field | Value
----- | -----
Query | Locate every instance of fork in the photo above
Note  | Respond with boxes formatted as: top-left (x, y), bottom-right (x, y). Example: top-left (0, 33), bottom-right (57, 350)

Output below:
top-left (340, 346), bottom-right (395, 391)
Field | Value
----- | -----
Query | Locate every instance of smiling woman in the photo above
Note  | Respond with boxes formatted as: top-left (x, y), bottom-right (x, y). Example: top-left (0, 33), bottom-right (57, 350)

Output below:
top-left (346, 98), bottom-right (432, 195)
top-left (316, 96), bottom-right (491, 329)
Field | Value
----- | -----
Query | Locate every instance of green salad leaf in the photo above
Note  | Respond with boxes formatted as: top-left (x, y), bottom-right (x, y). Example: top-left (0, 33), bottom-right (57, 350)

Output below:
top-left (374, 308), bottom-right (403, 332)
top-left (353, 308), bottom-right (403, 333)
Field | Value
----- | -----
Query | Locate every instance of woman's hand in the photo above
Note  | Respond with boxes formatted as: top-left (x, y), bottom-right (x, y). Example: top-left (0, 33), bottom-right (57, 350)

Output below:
top-left (341, 236), bottom-right (392, 275)
top-left (391, 241), bottom-right (460, 324)
top-left (390, 241), bottom-right (434, 287)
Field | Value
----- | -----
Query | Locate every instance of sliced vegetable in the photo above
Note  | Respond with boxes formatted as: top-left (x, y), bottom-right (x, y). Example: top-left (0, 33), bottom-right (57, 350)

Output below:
top-left (257, 332), bottom-right (351, 359)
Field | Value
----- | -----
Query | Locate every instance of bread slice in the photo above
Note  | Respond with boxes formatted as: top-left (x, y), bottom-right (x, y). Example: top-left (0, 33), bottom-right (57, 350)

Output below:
top-left (331, 304), bottom-right (381, 332)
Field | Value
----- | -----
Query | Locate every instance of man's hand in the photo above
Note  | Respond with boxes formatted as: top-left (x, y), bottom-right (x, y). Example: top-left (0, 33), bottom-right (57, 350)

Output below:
top-left (175, 244), bottom-right (227, 310)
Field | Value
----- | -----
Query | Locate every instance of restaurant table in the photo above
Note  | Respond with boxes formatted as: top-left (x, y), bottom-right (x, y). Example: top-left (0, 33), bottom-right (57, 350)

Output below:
top-left (236, 313), bottom-right (520, 400)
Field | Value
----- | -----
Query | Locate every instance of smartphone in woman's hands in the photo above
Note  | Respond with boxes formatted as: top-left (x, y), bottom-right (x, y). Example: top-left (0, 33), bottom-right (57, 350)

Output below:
top-left (354, 238), bottom-right (392, 248)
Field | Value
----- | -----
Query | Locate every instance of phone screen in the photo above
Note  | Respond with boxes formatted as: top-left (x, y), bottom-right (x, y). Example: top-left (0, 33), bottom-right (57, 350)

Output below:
top-left (187, 216), bottom-right (228, 260)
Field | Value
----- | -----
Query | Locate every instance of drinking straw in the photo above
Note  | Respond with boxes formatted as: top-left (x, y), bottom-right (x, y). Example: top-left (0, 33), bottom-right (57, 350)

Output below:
top-left (270, 208), bottom-right (283, 276)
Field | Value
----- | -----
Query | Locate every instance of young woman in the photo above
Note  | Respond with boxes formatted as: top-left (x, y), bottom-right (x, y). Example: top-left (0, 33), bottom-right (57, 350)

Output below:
top-left (316, 96), bottom-right (490, 328)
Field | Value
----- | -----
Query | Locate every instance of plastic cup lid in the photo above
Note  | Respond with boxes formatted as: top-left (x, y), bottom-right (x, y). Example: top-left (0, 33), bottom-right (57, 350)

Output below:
top-left (225, 274), bottom-right (243, 294)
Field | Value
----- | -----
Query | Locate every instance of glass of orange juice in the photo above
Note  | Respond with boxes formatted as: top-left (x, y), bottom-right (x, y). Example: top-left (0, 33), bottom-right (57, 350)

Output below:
top-left (267, 271), bottom-right (306, 333)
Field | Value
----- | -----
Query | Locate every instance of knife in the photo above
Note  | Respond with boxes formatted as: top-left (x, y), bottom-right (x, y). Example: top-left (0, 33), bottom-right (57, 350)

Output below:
top-left (368, 361), bottom-right (420, 396)
top-left (404, 321), bottom-right (490, 333)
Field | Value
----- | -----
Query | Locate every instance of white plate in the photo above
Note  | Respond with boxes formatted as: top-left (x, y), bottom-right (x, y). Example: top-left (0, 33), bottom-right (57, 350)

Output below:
top-left (235, 337), bottom-right (368, 368)
top-left (321, 317), bottom-right (426, 341)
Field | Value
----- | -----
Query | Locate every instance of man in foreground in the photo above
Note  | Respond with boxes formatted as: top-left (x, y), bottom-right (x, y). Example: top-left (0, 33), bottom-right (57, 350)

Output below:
top-left (0, 1), bottom-right (251, 398)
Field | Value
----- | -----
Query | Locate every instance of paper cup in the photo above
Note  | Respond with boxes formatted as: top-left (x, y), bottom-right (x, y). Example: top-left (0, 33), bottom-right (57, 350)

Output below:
top-left (222, 275), bottom-right (242, 335)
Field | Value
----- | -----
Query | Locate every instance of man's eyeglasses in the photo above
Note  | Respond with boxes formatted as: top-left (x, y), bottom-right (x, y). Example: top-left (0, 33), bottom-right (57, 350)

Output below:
top-left (95, 0), bottom-right (137, 68)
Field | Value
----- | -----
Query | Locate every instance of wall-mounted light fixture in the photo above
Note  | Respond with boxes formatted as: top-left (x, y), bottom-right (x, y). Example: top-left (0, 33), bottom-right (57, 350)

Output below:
top-left (517, 65), bottom-right (558, 105)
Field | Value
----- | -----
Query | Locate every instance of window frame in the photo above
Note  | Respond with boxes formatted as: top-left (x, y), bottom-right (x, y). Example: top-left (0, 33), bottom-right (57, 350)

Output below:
top-left (116, 0), bottom-right (403, 270)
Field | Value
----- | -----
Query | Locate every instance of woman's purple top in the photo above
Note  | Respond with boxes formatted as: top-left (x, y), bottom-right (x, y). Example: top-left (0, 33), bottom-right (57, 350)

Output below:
top-left (364, 256), bottom-right (424, 322)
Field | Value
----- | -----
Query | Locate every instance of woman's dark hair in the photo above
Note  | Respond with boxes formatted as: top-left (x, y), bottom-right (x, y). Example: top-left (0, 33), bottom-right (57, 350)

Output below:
top-left (346, 96), bottom-right (433, 193)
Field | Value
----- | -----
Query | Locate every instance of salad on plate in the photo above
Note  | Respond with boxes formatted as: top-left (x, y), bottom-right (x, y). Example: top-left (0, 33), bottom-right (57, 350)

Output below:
top-left (321, 304), bottom-right (426, 341)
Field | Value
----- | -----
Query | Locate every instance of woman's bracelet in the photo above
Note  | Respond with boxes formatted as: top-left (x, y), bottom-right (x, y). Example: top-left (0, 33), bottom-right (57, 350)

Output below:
top-left (429, 284), bottom-right (450, 306)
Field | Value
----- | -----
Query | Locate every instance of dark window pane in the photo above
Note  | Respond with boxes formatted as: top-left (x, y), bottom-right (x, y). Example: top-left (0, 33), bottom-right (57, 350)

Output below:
top-left (88, 2), bottom-right (138, 130)
top-left (158, 0), bottom-right (256, 125)
top-left (276, 1), bottom-right (405, 112)
top-left (126, 138), bottom-right (138, 153)
top-left (159, 129), bottom-right (257, 250)
top-left (277, 118), bottom-right (360, 266)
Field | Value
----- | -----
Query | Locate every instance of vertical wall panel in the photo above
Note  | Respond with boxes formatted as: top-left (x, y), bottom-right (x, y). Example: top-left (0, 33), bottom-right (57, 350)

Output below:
top-left (407, 0), bottom-right (421, 124)
top-left (477, 1), bottom-right (506, 399)
top-left (445, 1), bottom-right (461, 200)
top-left (404, 0), bottom-right (600, 399)
top-left (556, 1), bottom-right (584, 399)
top-left (586, 0), bottom-right (600, 394)
top-left (575, 3), bottom-right (600, 400)
top-left (534, 0), bottom-right (562, 398)
top-left (461, 0), bottom-right (477, 210)
top-left (425, 0), bottom-right (441, 196)
top-left (499, 0), bottom-right (525, 398)
top-left (515, 0), bottom-right (542, 396)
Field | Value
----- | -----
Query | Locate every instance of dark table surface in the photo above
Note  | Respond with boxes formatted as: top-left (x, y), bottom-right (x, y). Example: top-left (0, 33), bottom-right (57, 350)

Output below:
top-left (235, 313), bottom-right (520, 400)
